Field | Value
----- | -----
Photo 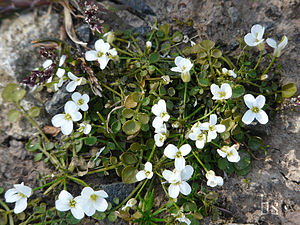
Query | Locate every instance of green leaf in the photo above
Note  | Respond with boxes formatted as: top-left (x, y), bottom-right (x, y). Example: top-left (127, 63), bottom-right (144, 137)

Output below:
top-left (281, 83), bottom-right (297, 98)
top-left (218, 158), bottom-right (235, 174)
top-left (111, 120), bottom-right (121, 133)
top-left (113, 197), bottom-right (119, 205)
top-left (92, 211), bottom-right (106, 220)
top-left (2, 83), bottom-right (26, 102)
top-left (122, 119), bottom-right (141, 135)
top-left (121, 165), bottom-right (138, 184)
top-left (84, 136), bottom-right (97, 146)
top-left (130, 142), bottom-right (141, 152)
top-left (122, 108), bottom-right (135, 118)
top-left (0, 187), bottom-right (4, 194)
top-left (66, 212), bottom-right (81, 224)
top-left (168, 87), bottom-right (176, 96)
top-left (34, 153), bottom-right (43, 161)
top-left (236, 165), bottom-right (251, 176)
top-left (26, 140), bottom-right (41, 152)
top-left (248, 136), bottom-right (264, 151)
top-left (232, 85), bottom-right (245, 98)
top-left (158, 24), bottom-right (169, 37)
top-left (234, 151), bottom-right (250, 171)
top-left (45, 142), bottom-right (54, 150)
top-left (172, 31), bottom-right (183, 42)
top-left (7, 109), bottom-right (21, 122)
top-left (108, 212), bottom-right (117, 222)
top-left (28, 106), bottom-right (40, 117)
top-left (199, 40), bottom-right (215, 51)
top-left (211, 48), bottom-right (222, 58)
top-left (149, 52), bottom-right (160, 64)
top-left (183, 202), bottom-right (197, 212)
top-left (0, 211), bottom-right (8, 225)
top-left (199, 78), bottom-right (210, 87)
top-left (160, 42), bottom-right (171, 54)
top-left (120, 152), bottom-right (138, 165)
top-left (137, 113), bottom-right (149, 124)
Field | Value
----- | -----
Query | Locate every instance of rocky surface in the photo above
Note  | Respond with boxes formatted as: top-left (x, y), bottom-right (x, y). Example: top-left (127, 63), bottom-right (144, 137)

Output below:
top-left (0, 0), bottom-right (299, 224)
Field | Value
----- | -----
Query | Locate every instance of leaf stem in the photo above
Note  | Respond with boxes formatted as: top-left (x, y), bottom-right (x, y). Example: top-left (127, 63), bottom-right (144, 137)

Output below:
top-left (262, 55), bottom-right (276, 75)
top-left (86, 162), bottom-right (122, 175)
top-left (253, 49), bottom-right (263, 70)
top-left (190, 102), bottom-right (220, 124)
top-left (192, 151), bottom-right (208, 172)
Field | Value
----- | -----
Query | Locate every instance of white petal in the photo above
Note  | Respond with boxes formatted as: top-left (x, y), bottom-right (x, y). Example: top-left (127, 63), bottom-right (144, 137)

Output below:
top-left (56, 68), bottom-right (65, 78)
top-left (222, 68), bottom-right (228, 74)
top-left (278, 35), bottom-right (288, 50)
top-left (175, 157), bottom-right (185, 171)
top-left (65, 101), bottom-right (78, 114)
top-left (95, 190), bottom-right (108, 198)
top-left (207, 179), bottom-right (217, 187)
top-left (152, 102), bottom-right (163, 116)
top-left (136, 171), bottom-right (146, 181)
top-left (179, 144), bottom-right (191, 156)
top-left (162, 170), bottom-right (173, 182)
top-left (71, 206), bottom-right (84, 220)
top-left (215, 124), bottom-right (226, 133)
top-left (195, 139), bottom-right (205, 149)
top-left (14, 184), bottom-right (32, 197)
top-left (42, 59), bottom-right (53, 69)
top-left (61, 120), bottom-right (73, 135)
top-left (71, 92), bottom-right (81, 102)
top-left (256, 110), bottom-right (268, 124)
top-left (80, 103), bottom-right (89, 112)
top-left (188, 132), bottom-right (198, 141)
top-left (208, 130), bottom-right (217, 141)
top-left (147, 172), bottom-right (153, 179)
top-left (94, 198), bottom-right (108, 212)
top-left (209, 114), bottom-right (217, 125)
top-left (82, 94), bottom-right (90, 103)
top-left (67, 72), bottom-right (78, 81)
top-left (221, 83), bottom-right (232, 99)
top-left (66, 81), bottom-right (77, 92)
top-left (179, 181), bottom-right (191, 196)
top-left (14, 198), bottom-right (27, 214)
top-left (201, 122), bottom-right (210, 130)
top-left (59, 55), bottom-right (66, 66)
top-left (229, 70), bottom-right (237, 78)
top-left (244, 33), bottom-right (256, 46)
top-left (152, 117), bottom-right (163, 129)
top-left (158, 99), bottom-right (167, 112)
top-left (81, 187), bottom-right (94, 198)
top-left (217, 149), bottom-right (227, 158)
top-left (244, 94), bottom-right (255, 109)
top-left (55, 199), bottom-right (71, 211)
top-left (58, 190), bottom-right (73, 201)
top-left (266, 38), bottom-right (277, 49)
top-left (95, 40), bottom-right (110, 53)
top-left (227, 149), bottom-right (240, 163)
top-left (164, 144), bottom-right (178, 159)
top-left (168, 184), bottom-right (180, 198)
top-left (210, 84), bottom-right (220, 96)
top-left (52, 114), bottom-right (65, 127)
top-left (170, 67), bottom-right (182, 73)
top-left (255, 95), bottom-right (266, 109)
top-left (174, 56), bottom-right (184, 67)
top-left (5, 189), bottom-right (20, 203)
top-left (144, 162), bottom-right (152, 172)
top-left (181, 165), bottom-right (194, 181)
top-left (85, 50), bottom-right (98, 61)
top-left (108, 48), bottom-right (117, 56)
top-left (98, 56), bottom-right (110, 70)
top-left (154, 134), bottom-right (164, 147)
top-left (83, 201), bottom-right (96, 216)
top-left (242, 110), bottom-right (255, 125)
top-left (215, 176), bottom-right (224, 186)
top-left (84, 124), bottom-right (92, 134)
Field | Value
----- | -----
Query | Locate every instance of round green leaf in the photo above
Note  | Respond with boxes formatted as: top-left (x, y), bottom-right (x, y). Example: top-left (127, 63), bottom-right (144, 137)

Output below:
top-left (120, 152), bottom-right (138, 165)
top-left (248, 136), bottom-right (264, 151)
top-left (28, 106), bottom-right (40, 117)
top-left (92, 211), bottom-right (106, 220)
top-left (149, 52), bottom-right (160, 64)
top-left (111, 120), bottom-right (121, 133)
top-left (108, 212), bottom-right (117, 222)
top-left (121, 165), bottom-right (138, 184)
top-left (130, 142), bottom-right (141, 152)
top-left (122, 108), bottom-right (135, 119)
top-left (199, 78), bottom-right (210, 87)
top-left (122, 119), bottom-right (141, 135)
top-left (234, 150), bottom-right (250, 170)
top-left (232, 85), bottom-right (245, 98)
top-left (183, 202), bottom-right (197, 212)
top-left (34, 153), bottom-right (43, 162)
top-left (7, 109), bottom-right (21, 122)
top-left (172, 31), bottom-right (183, 42)
top-left (84, 136), bottom-right (97, 146)
top-left (199, 40), bottom-right (215, 51)
top-left (2, 83), bottom-right (26, 102)
top-left (211, 48), bottom-right (222, 58)
top-left (281, 83), bottom-right (297, 98)
top-left (168, 87), bottom-right (176, 96)
top-left (0, 187), bottom-right (4, 194)
top-left (137, 113), bottom-right (149, 124)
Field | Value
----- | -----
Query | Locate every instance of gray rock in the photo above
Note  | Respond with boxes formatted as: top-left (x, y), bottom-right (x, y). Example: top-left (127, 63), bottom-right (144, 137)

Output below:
top-left (45, 86), bottom-right (72, 116)
top-left (227, 6), bottom-right (240, 24)
top-left (75, 24), bottom-right (91, 43)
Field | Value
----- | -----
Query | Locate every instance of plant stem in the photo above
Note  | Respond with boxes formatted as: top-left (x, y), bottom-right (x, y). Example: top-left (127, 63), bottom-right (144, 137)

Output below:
top-left (102, 83), bottom-right (123, 97)
top-left (16, 102), bottom-right (49, 142)
top-left (109, 133), bottom-right (124, 152)
top-left (192, 151), bottom-right (208, 172)
top-left (43, 178), bottom-right (63, 195)
top-left (86, 162), bottom-right (122, 175)
top-left (253, 49), bottom-right (263, 70)
top-left (262, 55), bottom-right (276, 75)
top-left (190, 102), bottom-right (220, 124)
top-left (67, 176), bottom-right (89, 187)
top-left (32, 177), bottom-right (64, 191)
top-left (183, 82), bottom-right (188, 119)
top-left (135, 179), bottom-right (148, 199)
top-left (0, 200), bottom-right (14, 225)
top-left (210, 141), bottom-right (222, 148)
top-left (184, 104), bottom-right (204, 121)
top-left (147, 145), bottom-right (156, 162)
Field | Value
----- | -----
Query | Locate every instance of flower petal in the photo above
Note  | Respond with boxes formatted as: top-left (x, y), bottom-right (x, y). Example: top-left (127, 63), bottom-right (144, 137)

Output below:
top-left (209, 114), bottom-right (217, 125)
top-left (56, 68), bottom-right (65, 78)
top-left (227, 149), bottom-right (240, 162)
top-left (174, 56), bottom-right (183, 67)
top-left (61, 120), bottom-right (73, 135)
top-left (42, 59), bottom-right (53, 69)
top-left (80, 103), bottom-right (89, 112)
top-left (255, 95), bottom-right (266, 109)
top-left (242, 110), bottom-right (255, 125)
top-left (85, 50), bottom-right (98, 61)
top-left (58, 190), bottom-right (73, 201)
top-left (244, 33), bottom-right (256, 46)
top-left (195, 139), bottom-right (205, 149)
top-left (81, 187), bottom-right (94, 198)
top-left (94, 197), bottom-right (108, 212)
top-left (164, 144), bottom-right (178, 159)
top-left (278, 35), bottom-right (288, 50)
top-left (136, 171), bottom-right (146, 181)
top-left (95, 190), bottom-right (108, 198)
top-left (98, 56), bottom-right (109, 70)
top-left (144, 162), bottom-right (152, 172)
top-left (152, 117), bottom-right (163, 128)
top-left (251, 24), bottom-right (264, 40)
top-left (266, 38), bottom-right (277, 49)
top-left (210, 84), bottom-right (220, 96)
top-left (175, 157), bottom-right (185, 171)
top-left (215, 124), bottom-right (226, 133)
top-left (221, 83), bottom-right (232, 99)
top-left (179, 144), bottom-right (191, 156)
top-left (52, 114), bottom-right (65, 127)
top-left (82, 94), bottom-right (90, 103)
top-left (244, 94), bottom-right (255, 109)
top-left (179, 181), bottom-right (191, 196)
top-left (14, 198), bottom-right (27, 214)
top-left (95, 39), bottom-right (110, 53)
top-left (59, 55), bottom-right (66, 66)
top-left (256, 110), bottom-right (268, 124)
top-left (168, 184), bottom-right (180, 198)
top-left (215, 176), bottom-right (224, 186)
top-left (5, 189), bottom-right (20, 203)
top-left (68, 72), bottom-right (78, 81)
top-left (170, 67), bottom-right (183, 73)
top-left (65, 101), bottom-right (78, 114)
top-left (217, 149), bottom-right (227, 158)
top-left (71, 206), bottom-right (84, 220)
top-left (162, 170), bottom-right (173, 181)
top-left (181, 165), bottom-right (194, 181)
top-left (14, 183), bottom-right (32, 198)
top-left (66, 81), bottom-right (77, 92)
top-left (55, 199), bottom-right (71, 212)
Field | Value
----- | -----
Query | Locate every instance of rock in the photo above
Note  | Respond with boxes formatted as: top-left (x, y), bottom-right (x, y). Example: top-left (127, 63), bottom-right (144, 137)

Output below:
top-left (75, 24), bottom-right (91, 43)
top-left (227, 6), bottom-right (240, 24)
top-left (265, 5), bottom-right (282, 19)
top-left (117, 0), bottom-right (156, 16)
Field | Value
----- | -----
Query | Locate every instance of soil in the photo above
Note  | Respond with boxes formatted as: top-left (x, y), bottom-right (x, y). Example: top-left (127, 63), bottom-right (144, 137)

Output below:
top-left (0, 0), bottom-right (299, 224)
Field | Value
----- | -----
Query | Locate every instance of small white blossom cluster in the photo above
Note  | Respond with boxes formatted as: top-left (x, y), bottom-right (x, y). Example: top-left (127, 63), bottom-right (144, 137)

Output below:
top-left (244, 24), bottom-right (288, 57)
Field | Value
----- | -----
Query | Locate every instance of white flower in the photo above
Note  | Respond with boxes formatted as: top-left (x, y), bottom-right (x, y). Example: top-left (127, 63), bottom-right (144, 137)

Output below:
top-left (171, 56), bottom-right (193, 82)
top-left (78, 122), bottom-right (92, 134)
top-left (206, 170), bottom-right (223, 187)
top-left (55, 190), bottom-right (84, 220)
top-left (54, 55), bottom-right (67, 91)
top-left (201, 114), bottom-right (226, 142)
top-left (136, 162), bottom-right (154, 181)
top-left (66, 72), bottom-right (87, 92)
top-left (172, 211), bottom-right (191, 225)
top-left (210, 83), bottom-right (232, 100)
top-left (146, 41), bottom-right (152, 49)
top-left (164, 144), bottom-right (191, 171)
top-left (103, 31), bottom-right (115, 44)
top-left (217, 144), bottom-right (240, 162)
top-left (42, 59), bottom-right (53, 69)
top-left (152, 99), bottom-right (170, 128)
top-left (85, 39), bottom-right (117, 70)
top-left (188, 127), bottom-right (207, 149)
top-left (94, 146), bottom-right (105, 162)
top-left (266, 35), bottom-right (288, 57)
top-left (154, 123), bottom-right (168, 147)
top-left (52, 101), bottom-right (82, 135)
top-left (222, 68), bottom-right (237, 78)
top-left (242, 94), bottom-right (268, 125)
top-left (162, 165), bottom-right (194, 198)
top-left (4, 182), bottom-right (32, 214)
top-left (244, 24), bottom-right (265, 50)
top-left (121, 198), bottom-right (137, 211)
top-left (80, 187), bottom-right (108, 216)
top-left (72, 92), bottom-right (90, 111)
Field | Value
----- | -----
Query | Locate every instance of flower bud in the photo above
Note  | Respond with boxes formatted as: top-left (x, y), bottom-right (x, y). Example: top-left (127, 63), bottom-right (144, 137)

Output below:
top-left (146, 41), bottom-right (152, 49)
